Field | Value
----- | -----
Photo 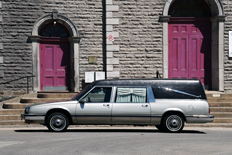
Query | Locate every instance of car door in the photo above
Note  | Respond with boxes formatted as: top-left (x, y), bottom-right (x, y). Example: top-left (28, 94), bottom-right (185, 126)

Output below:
top-left (75, 87), bottom-right (112, 124)
top-left (112, 87), bottom-right (151, 124)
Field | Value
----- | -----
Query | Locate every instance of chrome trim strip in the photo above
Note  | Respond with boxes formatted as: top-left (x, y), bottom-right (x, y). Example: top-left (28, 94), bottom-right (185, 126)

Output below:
top-left (158, 86), bottom-right (201, 98)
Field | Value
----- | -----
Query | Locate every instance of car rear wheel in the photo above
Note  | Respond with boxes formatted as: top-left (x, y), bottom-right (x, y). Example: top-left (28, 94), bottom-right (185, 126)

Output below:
top-left (162, 114), bottom-right (184, 133)
top-left (46, 112), bottom-right (69, 132)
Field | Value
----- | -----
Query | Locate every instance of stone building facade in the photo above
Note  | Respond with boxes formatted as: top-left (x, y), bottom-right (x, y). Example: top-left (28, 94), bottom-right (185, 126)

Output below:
top-left (0, 0), bottom-right (231, 94)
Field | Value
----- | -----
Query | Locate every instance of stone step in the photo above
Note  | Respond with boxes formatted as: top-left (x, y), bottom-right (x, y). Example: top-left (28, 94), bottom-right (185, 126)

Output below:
top-left (0, 120), bottom-right (27, 126)
top-left (213, 118), bottom-right (232, 123)
top-left (208, 98), bottom-right (232, 102)
top-left (0, 115), bottom-right (21, 120)
top-left (20, 98), bottom-right (68, 103)
top-left (37, 93), bottom-right (76, 99)
top-left (211, 112), bottom-right (232, 117)
top-left (2, 103), bottom-right (32, 109)
top-left (209, 102), bottom-right (232, 107)
top-left (210, 107), bottom-right (232, 112)
top-left (0, 109), bottom-right (24, 115)
top-left (206, 93), bottom-right (232, 98)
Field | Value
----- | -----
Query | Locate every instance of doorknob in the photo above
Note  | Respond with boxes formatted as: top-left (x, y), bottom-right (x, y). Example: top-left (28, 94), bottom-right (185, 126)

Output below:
top-left (142, 105), bottom-right (148, 107)
top-left (103, 104), bottom-right (110, 107)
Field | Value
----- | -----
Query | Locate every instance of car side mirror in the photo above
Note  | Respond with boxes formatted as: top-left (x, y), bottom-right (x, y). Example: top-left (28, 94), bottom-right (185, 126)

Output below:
top-left (79, 98), bottom-right (87, 104)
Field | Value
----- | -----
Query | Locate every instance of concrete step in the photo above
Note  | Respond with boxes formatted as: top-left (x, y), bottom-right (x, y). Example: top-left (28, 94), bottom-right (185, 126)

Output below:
top-left (0, 109), bottom-right (24, 115)
top-left (37, 93), bottom-right (76, 99)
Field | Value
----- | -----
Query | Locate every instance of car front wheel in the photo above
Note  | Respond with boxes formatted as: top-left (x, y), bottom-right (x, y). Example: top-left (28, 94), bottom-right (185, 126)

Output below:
top-left (162, 114), bottom-right (184, 133)
top-left (46, 112), bottom-right (69, 132)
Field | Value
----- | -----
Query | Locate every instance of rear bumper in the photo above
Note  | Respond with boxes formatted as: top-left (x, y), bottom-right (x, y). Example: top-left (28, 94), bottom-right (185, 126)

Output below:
top-left (186, 115), bottom-right (214, 123)
top-left (21, 114), bottom-right (45, 124)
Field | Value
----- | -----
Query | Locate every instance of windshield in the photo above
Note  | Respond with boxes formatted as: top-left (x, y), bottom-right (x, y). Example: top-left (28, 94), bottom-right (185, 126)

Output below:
top-left (71, 84), bottom-right (92, 100)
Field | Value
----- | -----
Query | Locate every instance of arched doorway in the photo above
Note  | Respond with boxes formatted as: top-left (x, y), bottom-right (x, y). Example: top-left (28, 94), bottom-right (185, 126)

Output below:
top-left (160, 0), bottom-right (225, 91)
top-left (168, 0), bottom-right (212, 89)
top-left (29, 11), bottom-right (81, 92)
top-left (39, 23), bottom-right (70, 91)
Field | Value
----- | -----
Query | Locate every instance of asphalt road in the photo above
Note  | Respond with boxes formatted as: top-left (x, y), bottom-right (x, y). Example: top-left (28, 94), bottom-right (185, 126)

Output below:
top-left (0, 126), bottom-right (232, 155)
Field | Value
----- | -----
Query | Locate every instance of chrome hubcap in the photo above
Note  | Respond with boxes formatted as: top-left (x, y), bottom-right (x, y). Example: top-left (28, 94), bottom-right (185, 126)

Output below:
top-left (166, 115), bottom-right (182, 132)
top-left (50, 115), bottom-right (66, 131)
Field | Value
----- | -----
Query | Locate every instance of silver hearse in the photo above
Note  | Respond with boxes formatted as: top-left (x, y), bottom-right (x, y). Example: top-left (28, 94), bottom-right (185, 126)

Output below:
top-left (21, 79), bottom-right (214, 132)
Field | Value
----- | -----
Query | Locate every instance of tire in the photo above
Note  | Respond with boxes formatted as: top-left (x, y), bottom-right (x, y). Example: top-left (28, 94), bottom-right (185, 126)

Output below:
top-left (155, 125), bottom-right (164, 131)
top-left (46, 112), bottom-right (69, 132)
top-left (162, 114), bottom-right (184, 133)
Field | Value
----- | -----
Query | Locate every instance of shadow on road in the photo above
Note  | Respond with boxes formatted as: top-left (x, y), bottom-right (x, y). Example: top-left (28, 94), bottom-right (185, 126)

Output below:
top-left (14, 128), bottom-right (206, 134)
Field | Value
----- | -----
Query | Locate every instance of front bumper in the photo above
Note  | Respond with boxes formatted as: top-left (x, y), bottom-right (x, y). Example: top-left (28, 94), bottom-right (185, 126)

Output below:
top-left (186, 115), bottom-right (214, 123)
top-left (21, 114), bottom-right (45, 124)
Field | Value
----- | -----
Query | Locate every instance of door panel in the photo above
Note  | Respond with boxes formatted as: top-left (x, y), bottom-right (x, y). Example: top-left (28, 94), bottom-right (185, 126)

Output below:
top-left (112, 103), bottom-right (151, 124)
top-left (75, 87), bottom-right (112, 124)
top-left (112, 87), bottom-right (151, 124)
top-left (75, 103), bottom-right (112, 124)
top-left (40, 43), bottom-right (69, 90)
top-left (168, 21), bottom-right (211, 87)
top-left (189, 35), bottom-right (205, 84)
top-left (169, 36), bottom-right (188, 78)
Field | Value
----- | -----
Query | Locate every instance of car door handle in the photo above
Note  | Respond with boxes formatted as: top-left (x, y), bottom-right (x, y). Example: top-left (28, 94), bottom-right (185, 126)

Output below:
top-left (142, 105), bottom-right (148, 107)
top-left (103, 104), bottom-right (110, 107)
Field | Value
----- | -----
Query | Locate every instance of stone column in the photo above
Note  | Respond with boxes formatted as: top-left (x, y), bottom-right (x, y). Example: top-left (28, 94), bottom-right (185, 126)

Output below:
top-left (159, 16), bottom-right (170, 78)
top-left (69, 36), bottom-right (81, 92)
top-left (211, 15), bottom-right (225, 91)
top-left (28, 36), bottom-right (41, 92)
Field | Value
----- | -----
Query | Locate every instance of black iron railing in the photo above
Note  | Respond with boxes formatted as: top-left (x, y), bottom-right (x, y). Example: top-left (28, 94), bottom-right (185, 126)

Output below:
top-left (0, 75), bottom-right (35, 94)
top-left (156, 71), bottom-right (162, 78)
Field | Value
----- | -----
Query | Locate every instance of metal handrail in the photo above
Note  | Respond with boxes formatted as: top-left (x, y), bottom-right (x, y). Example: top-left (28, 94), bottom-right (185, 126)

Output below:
top-left (0, 75), bottom-right (35, 94)
top-left (156, 71), bottom-right (162, 78)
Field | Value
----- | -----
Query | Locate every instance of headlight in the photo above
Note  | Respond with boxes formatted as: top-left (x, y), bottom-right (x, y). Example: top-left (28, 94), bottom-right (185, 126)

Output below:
top-left (25, 106), bottom-right (30, 114)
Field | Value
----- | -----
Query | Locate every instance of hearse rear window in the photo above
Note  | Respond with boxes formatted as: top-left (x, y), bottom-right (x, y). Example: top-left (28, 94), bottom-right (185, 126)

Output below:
top-left (115, 88), bottom-right (147, 103)
top-left (152, 81), bottom-right (206, 99)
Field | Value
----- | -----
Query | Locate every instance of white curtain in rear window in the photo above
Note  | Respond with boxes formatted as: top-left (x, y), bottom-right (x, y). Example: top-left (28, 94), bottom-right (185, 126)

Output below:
top-left (116, 88), bottom-right (146, 103)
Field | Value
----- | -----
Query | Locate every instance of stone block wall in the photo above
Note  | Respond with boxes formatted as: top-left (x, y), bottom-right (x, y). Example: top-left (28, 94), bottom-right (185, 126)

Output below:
top-left (0, 0), bottom-right (103, 93)
top-left (1, 0), bottom-right (232, 93)
top-left (223, 0), bottom-right (232, 92)
top-left (113, 0), bottom-right (164, 79)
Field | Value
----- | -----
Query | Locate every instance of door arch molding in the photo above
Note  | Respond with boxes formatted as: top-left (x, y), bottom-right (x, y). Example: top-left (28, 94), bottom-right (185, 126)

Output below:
top-left (29, 11), bottom-right (81, 92)
top-left (159, 0), bottom-right (225, 91)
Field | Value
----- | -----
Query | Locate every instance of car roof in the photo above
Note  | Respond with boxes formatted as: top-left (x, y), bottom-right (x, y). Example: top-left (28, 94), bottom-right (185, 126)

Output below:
top-left (93, 79), bottom-right (201, 86)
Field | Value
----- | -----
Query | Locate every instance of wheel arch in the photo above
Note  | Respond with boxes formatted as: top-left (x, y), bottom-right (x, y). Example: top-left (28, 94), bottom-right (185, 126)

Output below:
top-left (161, 110), bottom-right (186, 124)
top-left (45, 108), bottom-right (73, 125)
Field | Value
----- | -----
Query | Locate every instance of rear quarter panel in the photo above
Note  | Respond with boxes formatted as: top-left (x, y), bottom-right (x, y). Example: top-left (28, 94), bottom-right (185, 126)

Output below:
top-left (150, 99), bottom-right (209, 123)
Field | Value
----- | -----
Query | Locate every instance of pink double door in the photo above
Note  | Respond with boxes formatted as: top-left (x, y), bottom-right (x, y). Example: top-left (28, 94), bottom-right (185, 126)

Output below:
top-left (168, 19), bottom-right (211, 87)
top-left (40, 41), bottom-right (70, 91)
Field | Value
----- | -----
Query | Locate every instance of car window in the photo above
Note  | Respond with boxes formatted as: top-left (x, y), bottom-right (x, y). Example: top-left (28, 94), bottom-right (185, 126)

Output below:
top-left (115, 87), bottom-right (147, 103)
top-left (82, 87), bottom-right (112, 103)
